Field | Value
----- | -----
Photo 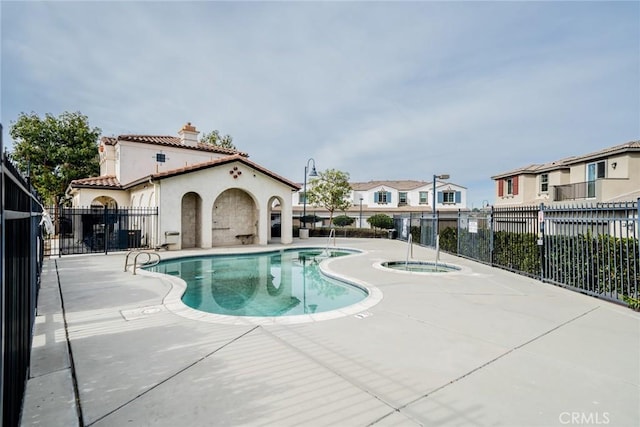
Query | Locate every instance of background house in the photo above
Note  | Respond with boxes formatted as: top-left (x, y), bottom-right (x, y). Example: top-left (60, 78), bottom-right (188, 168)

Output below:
top-left (492, 141), bottom-right (640, 206)
top-left (67, 123), bottom-right (299, 250)
top-left (292, 179), bottom-right (467, 228)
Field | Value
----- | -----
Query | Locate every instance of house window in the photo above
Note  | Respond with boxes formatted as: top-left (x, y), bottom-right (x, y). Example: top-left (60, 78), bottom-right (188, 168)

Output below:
top-left (438, 190), bottom-right (462, 205)
top-left (375, 191), bottom-right (391, 204)
top-left (419, 191), bottom-right (428, 204)
top-left (399, 192), bottom-right (407, 205)
top-left (586, 160), bottom-right (606, 198)
top-left (587, 160), bottom-right (606, 180)
top-left (298, 192), bottom-right (307, 204)
top-left (443, 191), bottom-right (455, 204)
top-left (498, 176), bottom-right (519, 197)
top-left (156, 153), bottom-right (166, 163)
top-left (540, 174), bottom-right (548, 193)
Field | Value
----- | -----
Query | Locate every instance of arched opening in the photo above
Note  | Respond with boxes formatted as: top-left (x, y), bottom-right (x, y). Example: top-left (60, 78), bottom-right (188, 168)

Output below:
top-left (181, 192), bottom-right (202, 248)
top-left (90, 196), bottom-right (118, 208)
top-left (212, 188), bottom-right (257, 246)
top-left (268, 196), bottom-right (284, 242)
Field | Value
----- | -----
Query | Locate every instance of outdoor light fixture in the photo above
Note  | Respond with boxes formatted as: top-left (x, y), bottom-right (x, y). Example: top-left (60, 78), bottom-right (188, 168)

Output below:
top-left (302, 158), bottom-right (318, 232)
top-left (432, 174), bottom-right (450, 246)
top-left (359, 197), bottom-right (364, 228)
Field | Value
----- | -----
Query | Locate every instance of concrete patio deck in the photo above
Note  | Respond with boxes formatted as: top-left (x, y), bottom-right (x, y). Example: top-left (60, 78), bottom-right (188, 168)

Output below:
top-left (21, 238), bottom-right (640, 426)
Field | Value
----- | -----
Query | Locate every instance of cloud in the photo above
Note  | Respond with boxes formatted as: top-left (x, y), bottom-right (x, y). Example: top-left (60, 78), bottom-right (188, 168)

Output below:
top-left (1, 0), bottom-right (638, 207)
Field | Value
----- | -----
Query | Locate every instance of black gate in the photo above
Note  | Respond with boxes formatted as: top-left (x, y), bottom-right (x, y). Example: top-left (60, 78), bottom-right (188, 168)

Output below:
top-left (59, 206), bottom-right (157, 255)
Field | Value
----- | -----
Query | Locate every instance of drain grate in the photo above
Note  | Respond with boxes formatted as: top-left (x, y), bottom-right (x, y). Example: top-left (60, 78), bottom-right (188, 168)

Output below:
top-left (120, 305), bottom-right (166, 321)
top-left (354, 311), bottom-right (372, 319)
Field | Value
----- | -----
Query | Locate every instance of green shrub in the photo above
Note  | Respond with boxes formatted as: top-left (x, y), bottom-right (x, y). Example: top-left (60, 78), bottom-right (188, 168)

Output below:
top-left (333, 215), bottom-right (355, 227)
top-left (367, 214), bottom-right (394, 230)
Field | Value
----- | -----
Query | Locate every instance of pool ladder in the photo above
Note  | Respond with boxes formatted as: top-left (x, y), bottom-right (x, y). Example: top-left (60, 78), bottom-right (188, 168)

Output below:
top-left (124, 250), bottom-right (161, 275)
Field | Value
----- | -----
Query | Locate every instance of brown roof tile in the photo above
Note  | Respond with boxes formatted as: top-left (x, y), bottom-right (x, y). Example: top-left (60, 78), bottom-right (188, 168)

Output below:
top-left (124, 154), bottom-right (300, 190)
top-left (492, 140), bottom-right (640, 179)
top-left (70, 175), bottom-right (121, 189)
top-left (100, 134), bottom-right (248, 157)
top-left (350, 180), bottom-right (452, 191)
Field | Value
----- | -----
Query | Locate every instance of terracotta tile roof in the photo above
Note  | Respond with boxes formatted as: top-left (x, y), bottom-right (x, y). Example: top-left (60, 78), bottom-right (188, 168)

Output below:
top-left (492, 140), bottom-right (640, 179)
top-left (69, 175), bottom-right (121, 189)
top-left (566, 140), bottom-right (640, 164)
top-left (100, 134), bottom-right (248, 157)
top-left (124, 154), bottom-right (300, 190)
top-left (349, 180), bottom-right (463, 191)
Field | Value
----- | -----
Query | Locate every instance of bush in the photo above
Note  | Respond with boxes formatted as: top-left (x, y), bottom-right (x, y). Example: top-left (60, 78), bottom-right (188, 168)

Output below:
top-left (293, 226), bottom-right (383, 238)
top-left (333, 215), bottom-right (355, 227)
top-left (367, 214), bottom-right (394, 230)
top-left (439, 227), bottom-right (457, 252)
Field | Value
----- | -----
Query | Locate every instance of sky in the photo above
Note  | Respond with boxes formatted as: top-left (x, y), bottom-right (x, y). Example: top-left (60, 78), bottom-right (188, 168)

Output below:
top-left (1, 1), bottom-right (639, 209)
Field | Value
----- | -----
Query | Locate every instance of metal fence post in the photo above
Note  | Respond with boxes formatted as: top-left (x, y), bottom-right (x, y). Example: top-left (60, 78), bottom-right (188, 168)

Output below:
top-left (489, 205), bottom-right (494, 266)
top-left (56, 202), bottom-right (61, 258)
top-left (0, 123), bottom-right (4, 425)
top-left (456, 209), bottom-right (459, 255)
top-left (104, 205), bottom-right (108, 255)
top-left (538, 203), bottom-right (545, 281)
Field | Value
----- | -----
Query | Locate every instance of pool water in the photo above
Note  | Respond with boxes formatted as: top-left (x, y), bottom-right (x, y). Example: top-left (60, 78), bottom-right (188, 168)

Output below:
top-left (381, 261), bottom-right (461, 273)
top-left (148, 249), bottom-right (367, 317)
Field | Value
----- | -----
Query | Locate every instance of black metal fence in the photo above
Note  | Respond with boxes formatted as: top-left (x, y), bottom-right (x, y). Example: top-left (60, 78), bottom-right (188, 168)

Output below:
top-left (1, 124), bottom-right (45, 426)
top-left (48, 205), bottom-right (158, 256)
top-left (395, 201), bottom-right (640, 308)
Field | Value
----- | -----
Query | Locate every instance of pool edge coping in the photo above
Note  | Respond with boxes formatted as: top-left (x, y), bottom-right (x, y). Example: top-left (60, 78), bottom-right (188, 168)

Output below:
top-left (136, 246), bottom-right (384, 325)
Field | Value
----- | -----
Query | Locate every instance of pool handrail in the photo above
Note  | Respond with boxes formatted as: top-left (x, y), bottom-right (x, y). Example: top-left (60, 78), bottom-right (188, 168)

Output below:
top-left (124, 250), bottom-right (161, 275)
top-left (324, 228), bottom-right (336, 254)
top-left (405, 234), bottom-right (413, 269)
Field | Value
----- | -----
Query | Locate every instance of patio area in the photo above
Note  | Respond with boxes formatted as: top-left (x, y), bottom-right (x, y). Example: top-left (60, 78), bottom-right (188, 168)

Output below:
top-left (21, 238), bottom-right (640, 426)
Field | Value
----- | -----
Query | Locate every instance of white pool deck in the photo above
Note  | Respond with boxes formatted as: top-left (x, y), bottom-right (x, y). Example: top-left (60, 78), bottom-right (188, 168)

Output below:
top-left (21, 238), bottom-right (640, 426)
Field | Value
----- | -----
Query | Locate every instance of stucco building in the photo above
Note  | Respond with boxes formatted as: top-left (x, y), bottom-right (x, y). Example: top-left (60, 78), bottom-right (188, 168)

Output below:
top-left (492, 141), bottom-right (640, 206)
top-left (67, 123), bottom-right (299, 249)
top-left (292, 179), bottom-right (467, 228)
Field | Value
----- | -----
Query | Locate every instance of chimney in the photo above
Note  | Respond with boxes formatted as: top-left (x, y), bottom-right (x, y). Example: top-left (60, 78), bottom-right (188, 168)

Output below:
top-left (178, 122), bottom-right (199, 147)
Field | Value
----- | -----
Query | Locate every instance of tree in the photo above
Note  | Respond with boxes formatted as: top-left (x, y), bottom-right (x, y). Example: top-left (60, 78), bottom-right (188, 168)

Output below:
top-left (367, 213), bottom-right (394, 231)
top-left (10, 111), bottom-right (101, 205)
top-left (333, 215), bottom-right (355, 227)
top-left (306, 169), bottom-right (352, 226)
top-left (200, 130), bottom-right (236, 150)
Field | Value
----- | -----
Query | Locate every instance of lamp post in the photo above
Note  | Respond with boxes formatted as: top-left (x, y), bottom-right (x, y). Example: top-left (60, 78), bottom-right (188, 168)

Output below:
top-left (359, 197), bottom-right (363, 228)
top-left (432, 173), bottom-right (450, 246)
top-left (301, 158), bottom-right (318, 238)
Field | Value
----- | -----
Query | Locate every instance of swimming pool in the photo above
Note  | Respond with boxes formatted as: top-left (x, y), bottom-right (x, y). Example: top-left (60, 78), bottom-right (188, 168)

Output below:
top-left (147, 248), bottom-right (369, 317)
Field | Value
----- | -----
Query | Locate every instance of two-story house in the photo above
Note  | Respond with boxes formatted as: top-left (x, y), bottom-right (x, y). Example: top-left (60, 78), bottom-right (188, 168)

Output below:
top-left (292, 179), bottom-right (467, 228)
top-left (67, 123), bottom-right (300, 248)
top-left (492, 141), bottom-right (640, 206)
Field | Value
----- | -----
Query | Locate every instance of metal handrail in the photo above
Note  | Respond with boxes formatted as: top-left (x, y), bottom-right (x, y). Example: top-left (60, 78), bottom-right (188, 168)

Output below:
top-left (326, 228), bottom-right (336, 249)
top-left (124, 250), bottom-right (161, 275)
top-left (405, 234), bottom-right (413, 268)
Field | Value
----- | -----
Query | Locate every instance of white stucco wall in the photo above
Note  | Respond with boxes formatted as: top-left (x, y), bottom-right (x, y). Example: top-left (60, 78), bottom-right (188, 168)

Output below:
top-left (294, 182), bottom-right (468, 210)
top-left (72, 188), bottom-right (130, 207)
top-left (156, 161), bottom-right (295, 248)
top-left (116, 141), bottom-right (229, 186)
